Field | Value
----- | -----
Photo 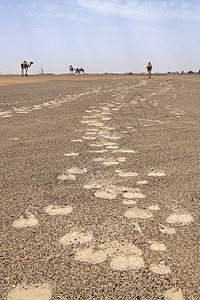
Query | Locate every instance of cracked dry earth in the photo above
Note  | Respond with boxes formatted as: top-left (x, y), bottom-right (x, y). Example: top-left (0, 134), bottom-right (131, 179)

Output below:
top-left (0, 74), bottom-right (199, 299)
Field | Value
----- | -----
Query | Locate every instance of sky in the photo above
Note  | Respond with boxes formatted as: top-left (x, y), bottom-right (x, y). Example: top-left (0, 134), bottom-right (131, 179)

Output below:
top-left (0, 0), bottom-right (200, 74)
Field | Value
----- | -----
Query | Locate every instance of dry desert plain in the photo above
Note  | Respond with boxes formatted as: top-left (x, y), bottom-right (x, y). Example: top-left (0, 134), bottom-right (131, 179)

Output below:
top-left (0, 74), bottom-right (199, 299)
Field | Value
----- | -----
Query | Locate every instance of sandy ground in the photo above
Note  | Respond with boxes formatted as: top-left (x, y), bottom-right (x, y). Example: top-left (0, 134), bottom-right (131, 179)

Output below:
top-left (0, 74), bottom-right (199, 299)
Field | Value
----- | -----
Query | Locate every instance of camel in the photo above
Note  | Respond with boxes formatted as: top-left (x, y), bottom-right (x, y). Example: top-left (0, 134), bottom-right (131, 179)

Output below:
top-left (21, 61), bottom-right (34, 76)
top-left (69, 65), bottom-right (74, 73)
top-left (146, 62), bottom-right (152, 78)
top-left (75, 67), bottom-right (84, 74)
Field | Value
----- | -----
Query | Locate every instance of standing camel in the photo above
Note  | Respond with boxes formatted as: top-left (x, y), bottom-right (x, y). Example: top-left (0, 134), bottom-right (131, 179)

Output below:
top-left (75, 67), bottom-right (84, 74)
top-left (146, 62), bottom-right (152, 78)
top-left (69, 65), bottom-right (74, 73)
top-left (21, 61), bottom-right (34, 76)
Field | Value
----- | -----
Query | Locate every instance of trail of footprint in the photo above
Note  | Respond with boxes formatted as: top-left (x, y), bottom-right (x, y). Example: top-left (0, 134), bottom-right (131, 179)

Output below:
top-left (65, 87), bottom-right (189, 288)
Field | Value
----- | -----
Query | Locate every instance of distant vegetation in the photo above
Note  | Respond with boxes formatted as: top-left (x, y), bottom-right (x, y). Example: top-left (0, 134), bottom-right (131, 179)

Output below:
top-left (168, 71), bottom-right (197, 74)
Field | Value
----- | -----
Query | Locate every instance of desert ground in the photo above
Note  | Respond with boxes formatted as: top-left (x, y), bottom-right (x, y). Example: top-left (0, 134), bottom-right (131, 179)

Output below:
top-left (0, 74), bottom-right (199, 299)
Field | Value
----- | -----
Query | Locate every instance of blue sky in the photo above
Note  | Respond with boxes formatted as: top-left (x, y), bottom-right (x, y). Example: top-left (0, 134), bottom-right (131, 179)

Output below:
top-left (1, 0), bottom-right (200, 74)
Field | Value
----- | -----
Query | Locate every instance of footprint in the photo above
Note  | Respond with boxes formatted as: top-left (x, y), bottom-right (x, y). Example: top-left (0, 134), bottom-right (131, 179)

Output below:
top-left (150, 241), bottom-right (167, 251)
top-left (75, 248), bottom-right (107, 264)
top-left (89, 143), bottom-right (104, 148)
top-left (7, 283), bottom-right (52, 300)
top-left (12, 213), bottom-right (38, 228)
top-left (164, 288), bottom-right (184, 300)
top-left (166, 214), bottom-right (193, 225)
top-left (105, 241), bottom-right (145, 271)
top-left (148, 205), bottom-right (160, 211)
top-left (91, 150), bottom-right (108, 154)
top-left (123, 191), bottom-right (146, 199)
top-left (102, 117), bottom-right (111, 121)
top-left (123, 200), bottom-right (137, 205)
top-left (71, 139), bottom-right (83, 142)
top-left (75, 240), bottom-right (145, 270)
top-left (150, 264), bottom-right (171, 274)
top-left (57, 174), bottom-right (76, 181)
top-left (83, 183), bottom-right (102, 189)
top-left (64, 153), bottom-right (78, 157)
top-left (103, 142), bottom-right (117, 146)
top-left (136, 180), bottom-right (148, 185)
top-left (94, 190), bottom-right (117, 199)
top-left (92, 157), bottom-right (105, 162)
top-left (106, 145), bottom-right (119, 149)
top-left (112, 149), bottom-right (136, 154)
top-left (159, 225), bottom-right (176, 234)
top-left (148, 171), bottom-right (166, 177)
top-left (10, 138), bottom-right (19, 141)
top-left (124, 208), bottom-right (152, 219)
top-left (67, 167), bottom-right (87, 175)
top-left (110, 255), bottom-right (145, 271)
top-left (44, 205), bottom-right (73, 216)
top-left (103, 160), bottom-right (120, 166)
top-left (115, 170), bottom-right (139, 177)
top-left (59, 231), bottom-right (93, 245)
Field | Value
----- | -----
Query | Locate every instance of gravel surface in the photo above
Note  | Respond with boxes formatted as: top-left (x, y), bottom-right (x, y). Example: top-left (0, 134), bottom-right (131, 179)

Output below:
top-left (0, 74), bottom-right (199, 299)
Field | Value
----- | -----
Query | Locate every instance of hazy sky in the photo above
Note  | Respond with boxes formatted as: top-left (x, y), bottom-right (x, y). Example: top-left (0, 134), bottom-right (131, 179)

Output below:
top-left (1, 0), bottom-right (200, 74)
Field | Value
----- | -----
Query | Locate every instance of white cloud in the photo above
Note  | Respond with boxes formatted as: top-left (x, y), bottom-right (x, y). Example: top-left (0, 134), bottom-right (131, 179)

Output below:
top-left (77, 0), bottom-right (200, 22)
top-left (2, 0), bottom-right (200, 24)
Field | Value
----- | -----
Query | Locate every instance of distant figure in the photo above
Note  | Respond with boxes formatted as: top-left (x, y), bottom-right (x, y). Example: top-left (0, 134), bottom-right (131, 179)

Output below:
top-left (199, 69), bottom-right (200, 74)
top-left (181, 70), bottom-right (184, 74)
top-left (75, 67), bottom-right (84, 74)
top-left (146, 62), bottom-right (152, 78)
top-left (21, 61), bottom-right (34, 76)
top-left (69, 65), bottom-right (74, 73)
